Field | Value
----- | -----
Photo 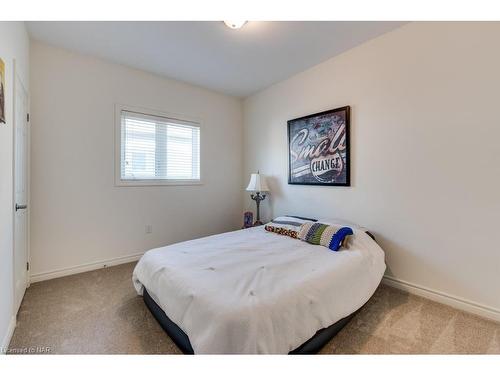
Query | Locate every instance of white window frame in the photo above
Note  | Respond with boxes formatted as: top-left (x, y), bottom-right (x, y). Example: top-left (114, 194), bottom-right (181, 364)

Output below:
top-left (114, 104), bottom-right (203, 187)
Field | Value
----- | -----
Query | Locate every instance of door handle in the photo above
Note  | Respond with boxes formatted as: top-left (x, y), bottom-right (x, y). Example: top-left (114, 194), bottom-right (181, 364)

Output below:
top-left (15, 203), bottom-right (27, 211)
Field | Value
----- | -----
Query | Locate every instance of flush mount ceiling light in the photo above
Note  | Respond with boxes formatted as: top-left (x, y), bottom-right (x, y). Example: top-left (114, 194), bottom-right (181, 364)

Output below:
top-left (223, 21), bottom-right (247, 29)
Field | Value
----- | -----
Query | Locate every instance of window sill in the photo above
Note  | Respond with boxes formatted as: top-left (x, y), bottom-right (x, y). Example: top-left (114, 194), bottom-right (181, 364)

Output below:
top-left (115, 179), bottom-right (203, 187)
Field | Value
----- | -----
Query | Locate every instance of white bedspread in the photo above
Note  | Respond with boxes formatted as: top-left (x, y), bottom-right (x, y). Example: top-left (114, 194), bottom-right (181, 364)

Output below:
top-left (132, 226), bottom-right (386, 354)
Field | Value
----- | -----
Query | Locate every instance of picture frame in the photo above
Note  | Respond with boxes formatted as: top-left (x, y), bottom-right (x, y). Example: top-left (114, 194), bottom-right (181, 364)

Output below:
top-left (243, 211), bottom-right (254, 228)
top-left (287, 106), bottom-right (350, 186)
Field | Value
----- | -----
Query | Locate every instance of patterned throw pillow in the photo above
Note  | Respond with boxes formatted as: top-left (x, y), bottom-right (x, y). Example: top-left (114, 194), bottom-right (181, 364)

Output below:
top-left (298, 222), bottom-right (353, 251)
top-left (264, 216), bottom-right (313, 239)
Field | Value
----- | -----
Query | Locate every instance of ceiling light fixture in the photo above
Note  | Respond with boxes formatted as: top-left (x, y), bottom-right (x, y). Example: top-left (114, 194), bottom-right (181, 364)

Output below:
top-left (223, 21), bottom-right (247, 29)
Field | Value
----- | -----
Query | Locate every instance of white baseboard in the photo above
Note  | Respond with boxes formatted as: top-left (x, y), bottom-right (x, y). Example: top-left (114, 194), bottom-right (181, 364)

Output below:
top-left (0, 315), bottom-right (16, 354)
top-left (383, 275), bottom-right (500, 322)
top-left (30, 252), bottom-right (145, 284)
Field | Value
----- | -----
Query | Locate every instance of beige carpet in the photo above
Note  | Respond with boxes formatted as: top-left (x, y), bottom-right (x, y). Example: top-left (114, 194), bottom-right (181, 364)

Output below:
top-left (9, 262), bottom-right (500, 354)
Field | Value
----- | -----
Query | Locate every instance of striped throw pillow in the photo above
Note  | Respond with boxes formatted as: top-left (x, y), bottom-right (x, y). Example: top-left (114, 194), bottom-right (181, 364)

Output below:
top-left (298, 222), bottom-right (353, 251)
top-left (265, 216), bottom-right (314, 239)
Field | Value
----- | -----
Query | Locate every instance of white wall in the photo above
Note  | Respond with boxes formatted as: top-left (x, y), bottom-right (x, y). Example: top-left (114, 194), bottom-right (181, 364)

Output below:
top-left (243, 22), bottom-right (500, 314)
top-left (30, 41), bottom-right (243, 279)
top-left (0, 22), bottom-right (30, 350)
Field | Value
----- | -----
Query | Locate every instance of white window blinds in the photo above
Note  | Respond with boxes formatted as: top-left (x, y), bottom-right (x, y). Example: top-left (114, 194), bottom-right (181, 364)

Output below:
top-left (120, 110), bottom-right (200, 181)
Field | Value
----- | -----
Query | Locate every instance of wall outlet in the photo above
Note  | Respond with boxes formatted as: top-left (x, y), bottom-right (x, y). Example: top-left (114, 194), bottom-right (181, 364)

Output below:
top-left (145, 224), bottom-right (153, 234)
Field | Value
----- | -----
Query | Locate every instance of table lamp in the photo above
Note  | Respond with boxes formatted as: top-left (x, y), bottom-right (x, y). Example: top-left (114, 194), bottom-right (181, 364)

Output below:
top-left (246, 171), bottom-right (269, 226)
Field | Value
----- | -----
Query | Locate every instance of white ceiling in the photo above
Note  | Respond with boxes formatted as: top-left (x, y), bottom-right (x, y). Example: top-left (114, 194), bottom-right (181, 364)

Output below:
top-left (26, 21), bottom-right (406, 97)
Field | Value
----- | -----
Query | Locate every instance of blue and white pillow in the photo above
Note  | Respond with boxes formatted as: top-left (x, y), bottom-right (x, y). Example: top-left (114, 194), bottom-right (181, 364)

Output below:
top-left (298, 222), bottom-right (353, 251)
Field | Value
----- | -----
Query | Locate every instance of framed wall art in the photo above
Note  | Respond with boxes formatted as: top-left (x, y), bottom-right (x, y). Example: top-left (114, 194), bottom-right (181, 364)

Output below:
top-left (288, 106), bottom-right (350, 186)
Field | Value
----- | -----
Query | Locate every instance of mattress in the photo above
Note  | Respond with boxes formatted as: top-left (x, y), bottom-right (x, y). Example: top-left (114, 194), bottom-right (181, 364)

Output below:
top-left (133, 226), bottom-right (386, 354)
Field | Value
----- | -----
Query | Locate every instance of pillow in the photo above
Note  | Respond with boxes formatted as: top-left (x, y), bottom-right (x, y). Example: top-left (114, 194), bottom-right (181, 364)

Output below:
top-left (298, 222), bottom-right (353, 251)
top-left (264, 216), bottom-right (314, 239)
top-left (285, 215), bottom-right (318, 222)
top-left (317, 217), bottom-right (360, 229)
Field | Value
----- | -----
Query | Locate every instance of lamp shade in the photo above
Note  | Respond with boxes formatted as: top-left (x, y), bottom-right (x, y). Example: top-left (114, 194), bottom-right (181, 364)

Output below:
top-left (246, 173), bottom-right (269, 192)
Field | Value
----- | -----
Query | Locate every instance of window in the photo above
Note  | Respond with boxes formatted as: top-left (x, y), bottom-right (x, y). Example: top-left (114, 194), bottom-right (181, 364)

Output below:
top-left (116, 107), bottom-right (201, 185)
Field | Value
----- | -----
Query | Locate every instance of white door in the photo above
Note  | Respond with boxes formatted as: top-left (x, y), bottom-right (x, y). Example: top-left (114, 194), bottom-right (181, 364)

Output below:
top-left (14, 72), bottom-right (29, 313)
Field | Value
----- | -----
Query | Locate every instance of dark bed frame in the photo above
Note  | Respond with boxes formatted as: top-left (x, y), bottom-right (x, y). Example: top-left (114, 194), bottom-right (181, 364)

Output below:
top-left (143, 288), bottom-right (357, 354)
top-left (143, 231), bottom-right (377, 354)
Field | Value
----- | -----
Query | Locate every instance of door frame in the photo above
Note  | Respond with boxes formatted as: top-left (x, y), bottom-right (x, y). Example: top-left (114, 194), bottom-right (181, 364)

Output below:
top-left (12, 58), bottom-right (30, 316)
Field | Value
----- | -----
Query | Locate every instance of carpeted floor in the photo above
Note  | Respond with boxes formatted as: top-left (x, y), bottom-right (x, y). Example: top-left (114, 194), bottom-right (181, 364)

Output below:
top-left (8, 262), bottom-right (500, 354)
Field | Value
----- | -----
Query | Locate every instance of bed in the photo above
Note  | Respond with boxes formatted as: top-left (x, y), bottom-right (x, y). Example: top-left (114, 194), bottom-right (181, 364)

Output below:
top-left (132, 223), bottom-right (386, 354)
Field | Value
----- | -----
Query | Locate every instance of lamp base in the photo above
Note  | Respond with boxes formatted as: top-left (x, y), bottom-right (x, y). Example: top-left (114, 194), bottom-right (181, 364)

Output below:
top-left (250, 191), bottom-right (266, 227)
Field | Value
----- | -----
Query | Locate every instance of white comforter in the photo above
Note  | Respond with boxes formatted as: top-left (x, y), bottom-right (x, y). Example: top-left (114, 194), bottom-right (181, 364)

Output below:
top-left (132, 226), bottom-right (386, 354)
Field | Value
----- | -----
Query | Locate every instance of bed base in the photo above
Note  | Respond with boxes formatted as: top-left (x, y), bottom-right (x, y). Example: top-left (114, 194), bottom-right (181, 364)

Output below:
top-left (143, 288), bottom-right (356, 354)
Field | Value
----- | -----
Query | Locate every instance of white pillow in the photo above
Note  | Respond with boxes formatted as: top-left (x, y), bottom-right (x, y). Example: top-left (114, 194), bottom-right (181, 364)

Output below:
top-left (316, 217), bottom-right (361, 230)
top-left (268, 216), bottom-right (313, 229)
